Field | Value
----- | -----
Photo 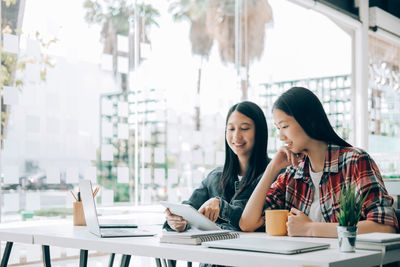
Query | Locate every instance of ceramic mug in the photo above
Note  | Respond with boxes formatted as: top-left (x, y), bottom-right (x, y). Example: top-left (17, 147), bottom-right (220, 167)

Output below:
top-left (265, 209), bottom-right (289, 236)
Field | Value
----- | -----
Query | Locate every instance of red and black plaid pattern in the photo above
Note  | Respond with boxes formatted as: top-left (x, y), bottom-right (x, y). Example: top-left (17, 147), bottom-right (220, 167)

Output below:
top-left (265, 144), bottom-right (398, 230)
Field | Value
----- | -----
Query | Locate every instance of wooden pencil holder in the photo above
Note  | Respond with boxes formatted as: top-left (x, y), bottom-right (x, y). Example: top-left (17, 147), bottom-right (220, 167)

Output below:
top-left (73, 201), bottom-right (86, 226)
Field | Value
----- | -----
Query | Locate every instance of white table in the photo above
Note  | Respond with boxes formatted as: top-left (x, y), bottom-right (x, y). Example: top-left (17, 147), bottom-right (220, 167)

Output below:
top-left (0, 224), bottom-right (34, 267)
top-left (0, 222), bottom-right (83, 267)
top-left (0, 221), bottom-right (395, 267)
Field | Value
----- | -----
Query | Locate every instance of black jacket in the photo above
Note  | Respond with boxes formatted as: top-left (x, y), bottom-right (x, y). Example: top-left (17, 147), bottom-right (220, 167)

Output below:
top-left (163, 166), bottom-right (265, 231)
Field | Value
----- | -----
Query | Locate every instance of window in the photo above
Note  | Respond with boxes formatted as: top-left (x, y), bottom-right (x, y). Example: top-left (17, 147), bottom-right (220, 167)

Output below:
top-left (368, 35), bottom-right (400, 177)
top-left (1, 0), bottom-right (352, 221)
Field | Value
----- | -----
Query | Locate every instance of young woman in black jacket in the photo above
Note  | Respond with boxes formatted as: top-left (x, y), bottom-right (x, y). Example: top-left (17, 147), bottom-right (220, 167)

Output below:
top-left (165, 101), bottom-right (271, 232)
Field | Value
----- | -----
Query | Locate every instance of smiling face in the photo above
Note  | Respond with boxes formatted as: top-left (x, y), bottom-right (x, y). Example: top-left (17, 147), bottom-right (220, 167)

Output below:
top-left (226, 111), bottom-right (256, 161)
top-left (273, 108), bottom-right (312, 154)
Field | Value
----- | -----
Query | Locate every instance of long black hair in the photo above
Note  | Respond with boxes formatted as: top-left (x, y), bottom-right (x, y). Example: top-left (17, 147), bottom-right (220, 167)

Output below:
top-left (219, 101), bottom-right (269, 200)
top-left (273, 87), bottom-right (351, 147)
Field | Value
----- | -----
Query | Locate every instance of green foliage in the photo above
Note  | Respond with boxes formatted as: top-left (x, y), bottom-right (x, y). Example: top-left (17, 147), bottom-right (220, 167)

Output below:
top-left (34, 208), bottom-right (73, 217)
top-left (1, 52), bottom-right (18, 86)
top-left (3, 0), bottom-right (17, 7)
top-left (1, 0), bottom-right (57, 142)
top-left (83, 0), bottom-right (160, 36)
top-left (168, 0), bottom-right (209, 22)
top-left (336, 184), bottom-right (369, 226)
top-left (97, 172), bottom-right (130, 203)
top-left (1, 38), bottom-right (56, 141)
top-left (114, 183), bottom-right (130, 202)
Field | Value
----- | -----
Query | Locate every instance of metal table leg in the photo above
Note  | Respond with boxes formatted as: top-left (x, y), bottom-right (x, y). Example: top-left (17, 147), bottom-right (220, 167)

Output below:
top-left (155, 258), bottom-right (162, 267)
top-left (42, 245), bottom-right (51, 267)
top-left (0, 242), bottom-right (13, 267)
top-left (108, 253), bottom-right (116, 267)
top-left (167, 259), bottom-right (176, 267)
top-left (120, 255), bottom-right (131, 267)
top-left (80, 249), bottom-right (88, 267)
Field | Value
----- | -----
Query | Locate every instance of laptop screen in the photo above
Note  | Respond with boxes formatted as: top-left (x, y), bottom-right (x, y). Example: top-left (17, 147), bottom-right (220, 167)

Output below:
top-left (79, 180), bottom-right (102, 236)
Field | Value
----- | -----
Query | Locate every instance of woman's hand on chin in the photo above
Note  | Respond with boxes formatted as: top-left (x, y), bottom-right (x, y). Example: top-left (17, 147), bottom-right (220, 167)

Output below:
top-left (271, 146), bottom-right (305, 170)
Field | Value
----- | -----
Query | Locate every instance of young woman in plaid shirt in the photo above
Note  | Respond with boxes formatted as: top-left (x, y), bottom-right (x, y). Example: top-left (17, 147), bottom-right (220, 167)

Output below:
top-left (240, 87), bottom-right (398, 237)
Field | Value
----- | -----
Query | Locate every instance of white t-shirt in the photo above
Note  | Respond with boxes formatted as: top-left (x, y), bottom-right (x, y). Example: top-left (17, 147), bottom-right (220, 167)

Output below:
top-left (308, 165), bottom-right (324, 222)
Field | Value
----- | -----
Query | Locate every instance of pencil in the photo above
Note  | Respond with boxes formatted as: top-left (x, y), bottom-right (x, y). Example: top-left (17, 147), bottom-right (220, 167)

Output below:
top-left (70, 190), bottom-right (78, 202)
top-left (93, 187), bottom-right (99, 197)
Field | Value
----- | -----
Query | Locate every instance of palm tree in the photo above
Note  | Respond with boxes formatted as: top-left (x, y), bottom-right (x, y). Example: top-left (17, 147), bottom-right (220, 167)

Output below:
top-left (84, 0), bottom-right (160, 91)
top-left (207, 0), bottom-right (273, 100)
top-left (169, 0), bottom-right (273, 120)
top-left (84, 1), bottom-right (160, 203)
top-left (169, 0), bottom-right (213, 131)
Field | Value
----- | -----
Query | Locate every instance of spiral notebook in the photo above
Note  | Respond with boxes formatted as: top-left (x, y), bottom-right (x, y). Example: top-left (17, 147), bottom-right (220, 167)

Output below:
top-left (160, 230), bottom-right (240, 245)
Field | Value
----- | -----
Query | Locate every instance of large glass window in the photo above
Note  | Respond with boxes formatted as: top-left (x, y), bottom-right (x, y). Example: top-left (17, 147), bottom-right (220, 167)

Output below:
top-left (261, 75), bottom-right (352, 155)
top-left (0, 0), bottom-right (363, 265)
top-left (1, 0), bottom-right (352, 221)
top-left (368, 35), bottom-right (400, 178)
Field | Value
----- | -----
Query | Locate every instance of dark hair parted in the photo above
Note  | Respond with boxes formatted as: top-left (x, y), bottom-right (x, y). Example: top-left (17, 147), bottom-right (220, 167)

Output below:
top-left (273, 87), bottom-right (351, 147)
top-left (220, 101), bottom-right (270, 200)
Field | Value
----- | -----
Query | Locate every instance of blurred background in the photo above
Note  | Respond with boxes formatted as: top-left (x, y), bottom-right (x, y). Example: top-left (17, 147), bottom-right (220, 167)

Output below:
top-left (1, 0), bottom-right (400, 265)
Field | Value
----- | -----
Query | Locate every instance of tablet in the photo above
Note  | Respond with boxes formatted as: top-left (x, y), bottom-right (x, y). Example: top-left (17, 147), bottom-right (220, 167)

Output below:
top-left (160, 201), bottom-right (221, 230)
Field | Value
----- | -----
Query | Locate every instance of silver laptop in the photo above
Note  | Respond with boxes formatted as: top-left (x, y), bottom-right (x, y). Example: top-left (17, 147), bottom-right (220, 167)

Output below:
top-left (202, 238), bottom-right (330, 255)
top-left (79, 179), bottom-right (155, 238)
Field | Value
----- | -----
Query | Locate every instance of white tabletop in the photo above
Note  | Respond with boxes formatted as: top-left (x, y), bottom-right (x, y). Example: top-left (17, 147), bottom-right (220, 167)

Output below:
top-left (0, 229), bottom-right (33, 244)
top-left (0, 221), bottom-right (384, 267)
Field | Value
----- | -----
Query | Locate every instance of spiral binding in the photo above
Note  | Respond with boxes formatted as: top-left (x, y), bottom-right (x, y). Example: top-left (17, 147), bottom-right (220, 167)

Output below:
top-left (199, 232), bottom-right (240, 243)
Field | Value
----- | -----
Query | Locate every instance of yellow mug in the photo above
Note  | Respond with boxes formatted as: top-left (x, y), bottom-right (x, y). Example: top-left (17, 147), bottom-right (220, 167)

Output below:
top-left (265, 209), bottom-right (289, 236)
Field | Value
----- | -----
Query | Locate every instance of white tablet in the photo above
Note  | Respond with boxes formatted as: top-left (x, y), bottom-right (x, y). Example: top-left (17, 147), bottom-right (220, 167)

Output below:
top-left (160, 201), bottom-right (221, 230)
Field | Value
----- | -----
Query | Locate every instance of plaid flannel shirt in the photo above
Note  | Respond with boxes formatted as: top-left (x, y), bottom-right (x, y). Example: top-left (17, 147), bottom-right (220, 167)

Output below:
top-left (265, 144), bottom-right (398, 230)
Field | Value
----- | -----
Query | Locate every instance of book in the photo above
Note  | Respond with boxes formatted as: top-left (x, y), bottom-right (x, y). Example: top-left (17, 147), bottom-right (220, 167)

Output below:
top-left (356, 240), bottom-right (400, 251)
top-left (159, 230), bottom-right (240, 245)
top-left (356, 232), bottom-right (400, 251)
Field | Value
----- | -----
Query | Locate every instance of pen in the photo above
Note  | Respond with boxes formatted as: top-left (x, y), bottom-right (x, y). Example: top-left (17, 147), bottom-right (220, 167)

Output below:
top-left (77, 191), bottom-right (81, 202)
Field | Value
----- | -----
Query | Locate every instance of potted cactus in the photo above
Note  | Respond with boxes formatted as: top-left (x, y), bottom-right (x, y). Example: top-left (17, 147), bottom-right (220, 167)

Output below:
top-left (336, 184), bottom-right (369, 252)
